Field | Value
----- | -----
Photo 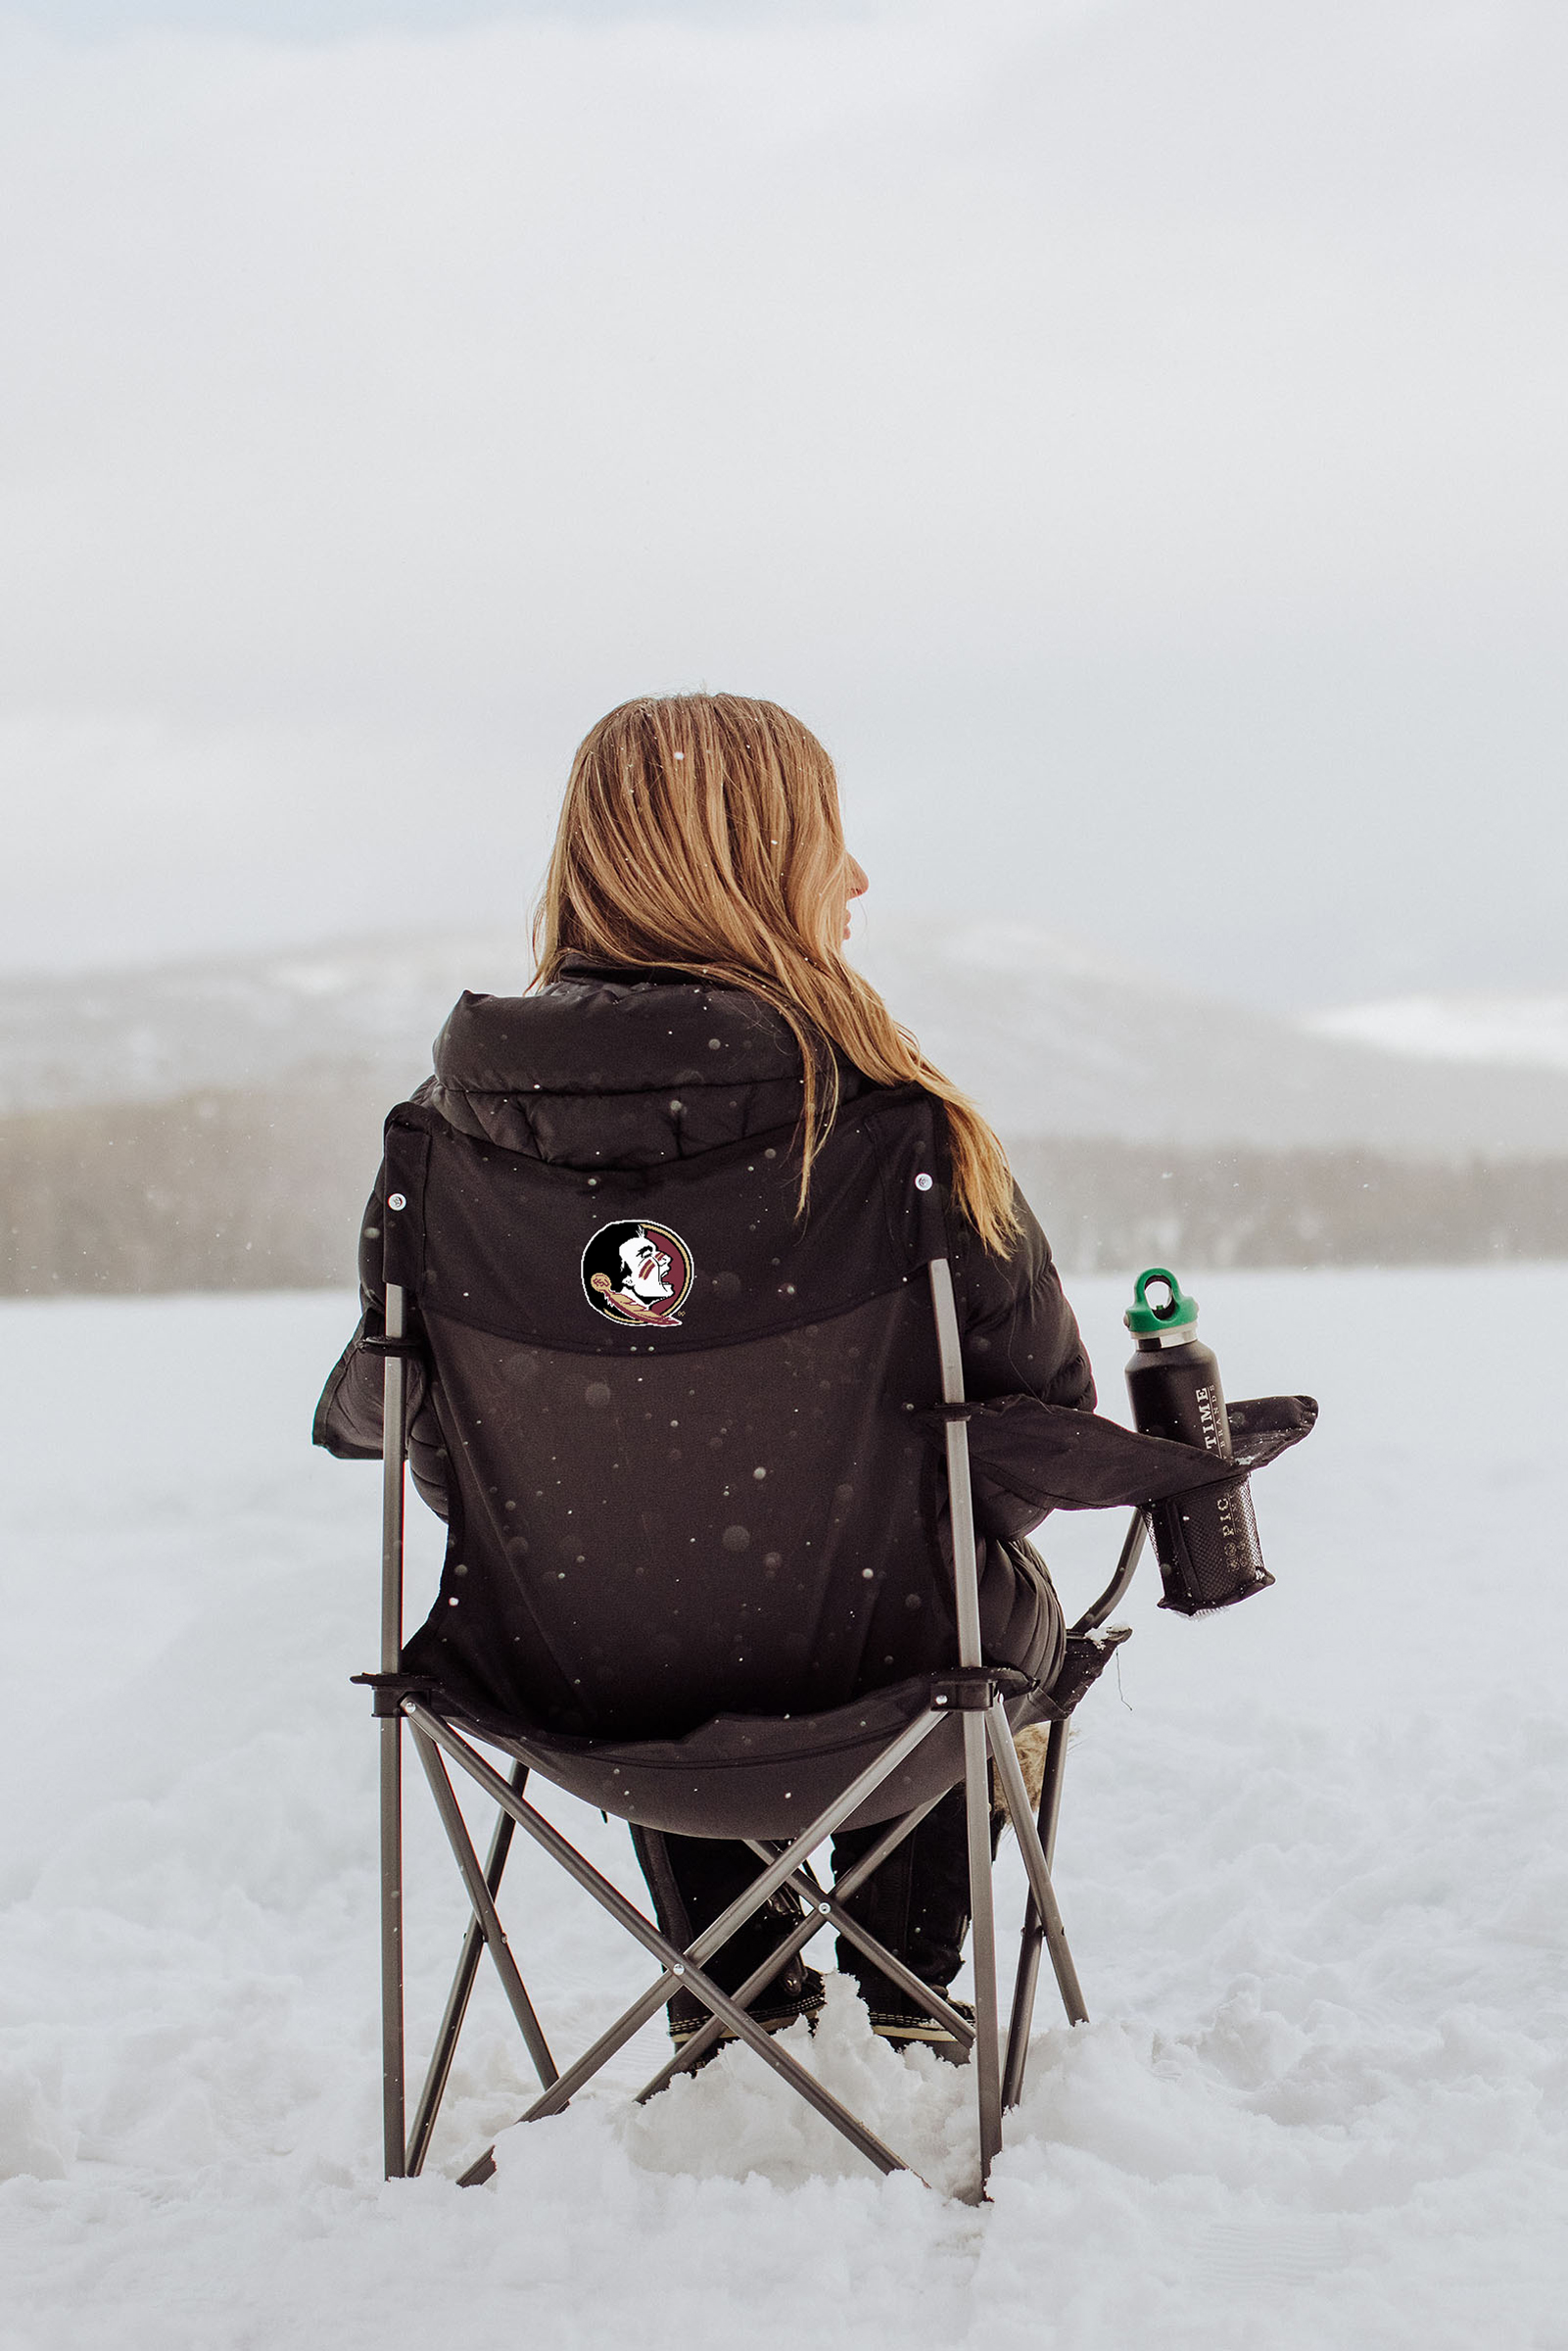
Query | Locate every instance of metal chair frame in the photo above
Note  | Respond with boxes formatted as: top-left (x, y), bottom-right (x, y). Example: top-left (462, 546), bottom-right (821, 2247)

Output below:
top-left (363, 1257), bottom-right (1146, 2202)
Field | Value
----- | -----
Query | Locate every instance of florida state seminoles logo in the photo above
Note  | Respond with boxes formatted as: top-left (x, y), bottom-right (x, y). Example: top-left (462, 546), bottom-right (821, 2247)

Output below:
top-left (581, 1221), bottom-right (694, 1329)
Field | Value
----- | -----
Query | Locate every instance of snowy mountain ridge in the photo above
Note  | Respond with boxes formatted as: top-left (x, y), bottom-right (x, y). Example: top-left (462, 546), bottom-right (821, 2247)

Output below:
top-left (4, 920), bottom-right (1568, 1159)
top-left (849, 922), bottom-right (1568, 1157)
top-left (1306, 991), bottom-right (1568, 1073)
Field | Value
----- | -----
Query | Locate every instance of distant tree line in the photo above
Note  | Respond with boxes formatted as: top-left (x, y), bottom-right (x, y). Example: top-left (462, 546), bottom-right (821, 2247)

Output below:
top-left (1007, 1137), bottom-right (1568, 1272)
top-left (2, 1080), bottom-right (1565, 1296)
top-left (0, 1075), bottom-right (390, 1295)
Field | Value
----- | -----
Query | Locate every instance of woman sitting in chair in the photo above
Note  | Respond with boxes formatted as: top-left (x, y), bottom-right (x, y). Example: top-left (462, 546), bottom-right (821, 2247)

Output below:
top-left (317, 692), bottom-right (1096, 2060)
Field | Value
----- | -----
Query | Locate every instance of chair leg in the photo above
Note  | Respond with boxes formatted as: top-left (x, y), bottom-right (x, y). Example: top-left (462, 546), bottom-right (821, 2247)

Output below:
top-left (1002, 1715), bottom-right (1070, 2110)
top-left (377, 1284), bottom-right (409, 2182)
top-left (999, 1507), bottom-right (1144, 2107)
top-left (963, 1710), bottom-right (1005, 2196)
top-left (987, 1702), bottom-right (1087, 2034)
top-left (406, 1762), bottom-right (540, 2178)
top-left (379, 1709), bottom-right (405, 2182)
top-left (411, 1733), bottom-right (558, 2096)
top-left (407, 1874), bottom-right (492, 2183)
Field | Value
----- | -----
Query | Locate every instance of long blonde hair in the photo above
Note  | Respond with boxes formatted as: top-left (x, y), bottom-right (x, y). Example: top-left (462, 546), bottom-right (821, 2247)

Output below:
top-left (532, 693), bottom-right (1019, 1250)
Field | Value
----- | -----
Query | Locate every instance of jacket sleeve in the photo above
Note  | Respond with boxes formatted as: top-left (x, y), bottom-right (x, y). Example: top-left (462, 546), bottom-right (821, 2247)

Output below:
top-left (948, 1179), bottom-right (1096, 1413)
top-left (309, 1164), bottom-right (452, 1521)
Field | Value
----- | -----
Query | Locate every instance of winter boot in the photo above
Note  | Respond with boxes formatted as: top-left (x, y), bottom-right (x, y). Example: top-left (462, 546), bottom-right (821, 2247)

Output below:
top-left (868, 1993), bottom-right (974, 2064)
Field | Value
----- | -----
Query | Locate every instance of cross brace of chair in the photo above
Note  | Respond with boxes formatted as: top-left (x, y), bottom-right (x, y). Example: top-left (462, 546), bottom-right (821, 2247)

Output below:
top-left (395, 1676), bottom-right (1088, 2200)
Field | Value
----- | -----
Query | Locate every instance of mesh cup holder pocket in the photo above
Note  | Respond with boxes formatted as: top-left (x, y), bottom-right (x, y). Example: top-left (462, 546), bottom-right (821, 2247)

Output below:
top-left (1150, 1472), bottom-right (1274, 1616)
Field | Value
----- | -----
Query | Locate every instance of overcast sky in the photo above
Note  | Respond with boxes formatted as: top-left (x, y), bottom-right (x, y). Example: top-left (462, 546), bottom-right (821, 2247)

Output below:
top-left (1, 0), bottom-right (1564, 1006)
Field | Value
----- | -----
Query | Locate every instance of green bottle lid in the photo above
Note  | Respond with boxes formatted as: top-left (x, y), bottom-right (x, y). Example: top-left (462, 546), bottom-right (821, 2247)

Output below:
top-left (1125, 1266), bottom-right (1200, 1335)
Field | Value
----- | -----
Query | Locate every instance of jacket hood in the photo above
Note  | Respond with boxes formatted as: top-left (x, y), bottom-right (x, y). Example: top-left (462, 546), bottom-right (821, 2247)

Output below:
top-left (426, 961), bottom-right (867, 1170)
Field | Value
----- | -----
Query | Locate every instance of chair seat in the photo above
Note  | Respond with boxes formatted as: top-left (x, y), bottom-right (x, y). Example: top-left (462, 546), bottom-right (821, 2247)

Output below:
top-left (416, 1669), bottom-right (1039, 1840)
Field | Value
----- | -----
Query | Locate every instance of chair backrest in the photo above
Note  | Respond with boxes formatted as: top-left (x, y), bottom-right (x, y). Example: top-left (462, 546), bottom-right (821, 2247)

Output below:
top-left (387, 1084), bottom-right (970, 1740)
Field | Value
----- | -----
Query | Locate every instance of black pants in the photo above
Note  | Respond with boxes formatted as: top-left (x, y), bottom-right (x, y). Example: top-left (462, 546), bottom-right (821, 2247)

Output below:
top-left (630, 1781), bottom-right (974, 2015)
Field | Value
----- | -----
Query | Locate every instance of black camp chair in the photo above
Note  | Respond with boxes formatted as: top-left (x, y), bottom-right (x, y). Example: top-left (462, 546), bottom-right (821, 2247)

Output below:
top-left (352, 1084), bottom-right (1312, 2199)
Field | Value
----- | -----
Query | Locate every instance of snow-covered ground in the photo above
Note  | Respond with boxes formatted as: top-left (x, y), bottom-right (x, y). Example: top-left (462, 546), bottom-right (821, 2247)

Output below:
top-left (2, 1270), bottom-right (1564, 2348)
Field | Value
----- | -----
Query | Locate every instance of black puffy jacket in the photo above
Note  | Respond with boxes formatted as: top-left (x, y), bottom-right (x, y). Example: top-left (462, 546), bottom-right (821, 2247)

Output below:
top-left (314, 961), bottom-right (1095, 1520)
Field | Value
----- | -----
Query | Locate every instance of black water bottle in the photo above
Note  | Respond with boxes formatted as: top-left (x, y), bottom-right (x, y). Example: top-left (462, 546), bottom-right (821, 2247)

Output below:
top-left (1123, 1267), bottom-right (1274, 1615)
